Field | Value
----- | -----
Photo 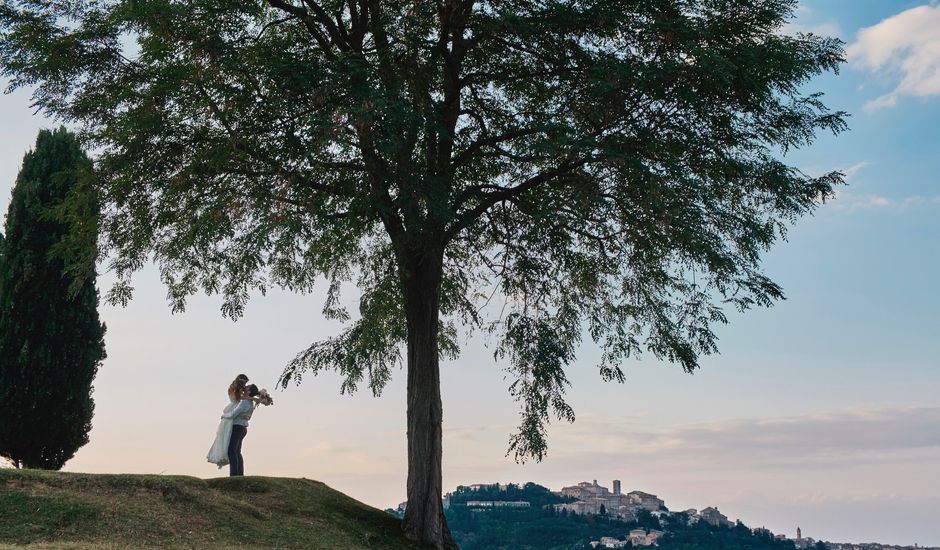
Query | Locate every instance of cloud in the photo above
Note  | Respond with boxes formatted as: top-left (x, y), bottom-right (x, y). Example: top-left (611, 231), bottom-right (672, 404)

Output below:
top-left (780, 3), bottom-right (843, 38)
top-left (784, 21), bottom-right (842, 39)
top-left (832, 193), bottom-right (891, 211)
top-left (841, 161), bottom-right (872, 182)
top-left (550, 407), bottom-right (940, 470)
top-left (830, 192), bottom-right (940, 212)
top-left (847, 4), bottom-right (940, 110)
top-left (782, 20), bottom-right (842, 38)
top-left (445, 426), bottom-right (488, 442)
top-left (826, 162), bottom-right (940, 212)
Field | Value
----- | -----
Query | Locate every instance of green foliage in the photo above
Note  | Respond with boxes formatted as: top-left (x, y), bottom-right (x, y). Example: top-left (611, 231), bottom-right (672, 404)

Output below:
top-left (449, 482), bottom-right (573, 509)
top-left (447, 498), bottom-right (797, 550)
top-left (636, 508), bottom-right (666, 529)
top-left (0, 0), bottom-right (846, 463)
top-left (448, 503), bottom-right (627, 550)
top-left (657, 518), bottom-right (797, 550)
top-left (0, 128), bottom-right (107, 470)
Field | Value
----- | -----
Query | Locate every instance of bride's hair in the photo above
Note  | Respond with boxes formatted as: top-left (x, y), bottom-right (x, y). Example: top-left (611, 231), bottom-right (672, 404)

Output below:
top-left (228, 374), bottom-right (249, 400)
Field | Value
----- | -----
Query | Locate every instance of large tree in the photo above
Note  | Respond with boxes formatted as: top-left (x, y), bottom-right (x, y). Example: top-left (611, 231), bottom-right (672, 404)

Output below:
top-left (1, 1), bottom-right (844, 547)
top-left (0, 128), bottom-right (107, 470)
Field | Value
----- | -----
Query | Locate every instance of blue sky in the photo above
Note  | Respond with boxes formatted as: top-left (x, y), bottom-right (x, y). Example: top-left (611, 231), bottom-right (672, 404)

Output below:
top-left (1, 2), bottom-right (938, 546)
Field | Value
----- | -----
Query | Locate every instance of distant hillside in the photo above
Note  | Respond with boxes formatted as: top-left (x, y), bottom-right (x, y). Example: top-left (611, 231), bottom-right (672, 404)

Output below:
top-left (442, 483), bottom-right (798, 550)
top-left (0, 469), bottom-right (427, 549)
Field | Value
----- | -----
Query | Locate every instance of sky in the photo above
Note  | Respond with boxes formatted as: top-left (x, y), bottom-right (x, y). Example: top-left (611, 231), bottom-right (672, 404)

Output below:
top-left (1, 2), bottom-right (939, 547)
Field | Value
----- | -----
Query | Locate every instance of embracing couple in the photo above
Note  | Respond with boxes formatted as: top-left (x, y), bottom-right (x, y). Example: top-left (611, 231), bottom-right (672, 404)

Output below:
top-left (206, 374), bottom-right (274, 476)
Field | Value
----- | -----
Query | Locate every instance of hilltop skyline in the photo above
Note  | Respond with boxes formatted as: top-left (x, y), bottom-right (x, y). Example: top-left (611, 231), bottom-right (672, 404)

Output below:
top-left (1, 1), bottom-right (938, 547)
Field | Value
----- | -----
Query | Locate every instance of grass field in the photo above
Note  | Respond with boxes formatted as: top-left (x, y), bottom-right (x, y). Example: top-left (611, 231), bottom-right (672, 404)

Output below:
top-left (0, 468), bottom-right (427, 549)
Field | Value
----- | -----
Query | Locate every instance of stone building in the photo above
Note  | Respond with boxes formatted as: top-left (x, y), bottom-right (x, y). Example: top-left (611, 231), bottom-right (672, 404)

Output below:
top-left (699, 506), bottom-right (732, 527)
top-left (627, 491), bottom-right (665, 512)
top-left (560, 480), bottom-right (608, 500)
top-left (591, 536), bottom-right (629, 548)
top-left (558, 480), bottom-right (613, 515)
top-left (629, 529), bottom-right (665, 546)
top-left (466, 501), bottom-right (530, 508)
top-left (555, 479), bottom-right (648, 519)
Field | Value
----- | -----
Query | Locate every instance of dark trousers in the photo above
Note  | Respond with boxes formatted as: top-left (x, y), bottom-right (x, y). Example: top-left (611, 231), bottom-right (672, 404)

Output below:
top-left (228, 424), bottom-right (248, 476)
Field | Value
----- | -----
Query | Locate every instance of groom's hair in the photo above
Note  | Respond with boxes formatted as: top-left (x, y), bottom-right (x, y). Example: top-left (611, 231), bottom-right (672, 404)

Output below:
top-left (246, 384), bottom-right (260, 397)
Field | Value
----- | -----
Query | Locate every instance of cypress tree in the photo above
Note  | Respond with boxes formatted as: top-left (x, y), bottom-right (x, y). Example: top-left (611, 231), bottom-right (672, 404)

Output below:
top-left (0, 127), bottom-right (106, 470)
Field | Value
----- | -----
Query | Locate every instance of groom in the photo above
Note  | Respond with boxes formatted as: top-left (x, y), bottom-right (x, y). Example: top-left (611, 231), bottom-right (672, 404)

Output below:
top-left (222, 383), bottom-right (260, 476)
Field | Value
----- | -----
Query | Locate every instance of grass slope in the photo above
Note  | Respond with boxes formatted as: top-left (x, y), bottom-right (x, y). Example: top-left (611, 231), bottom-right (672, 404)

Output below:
top-left (0, 469), bottom-right (426, 549)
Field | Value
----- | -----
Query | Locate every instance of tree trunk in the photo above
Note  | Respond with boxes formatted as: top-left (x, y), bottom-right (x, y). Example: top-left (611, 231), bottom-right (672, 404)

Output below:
top-left (400, 251), bottom-right (458, 550)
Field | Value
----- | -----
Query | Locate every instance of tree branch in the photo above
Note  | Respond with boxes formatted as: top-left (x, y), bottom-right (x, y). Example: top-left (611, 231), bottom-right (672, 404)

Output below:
top-left (451, 128), bottom-right (544, 168)
top-left (264, 0), bottom-right (337, 58)
top-left (300, 0), bottom-right (352, 51)
top-left (443, 157), bottom-right (588, 243)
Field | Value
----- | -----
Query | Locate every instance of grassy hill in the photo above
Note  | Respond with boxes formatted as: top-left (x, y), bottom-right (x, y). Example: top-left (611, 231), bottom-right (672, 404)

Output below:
top-left (0, 468), bottom-right (427, 549)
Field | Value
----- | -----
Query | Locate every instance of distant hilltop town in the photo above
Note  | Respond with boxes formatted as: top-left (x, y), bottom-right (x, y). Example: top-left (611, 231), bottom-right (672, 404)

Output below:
top-left (554, 479), bottom-right (757, 548)
top-left (553, 478), bottom-right (744, 533)
top-left (454, 479), bottom-right (737, 535)
top-left (402, 479), bottom-right (939, 550)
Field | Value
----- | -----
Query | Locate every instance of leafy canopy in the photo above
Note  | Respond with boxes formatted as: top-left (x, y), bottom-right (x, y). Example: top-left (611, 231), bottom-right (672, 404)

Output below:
top-left (0, 0), bottom-right (846, 460)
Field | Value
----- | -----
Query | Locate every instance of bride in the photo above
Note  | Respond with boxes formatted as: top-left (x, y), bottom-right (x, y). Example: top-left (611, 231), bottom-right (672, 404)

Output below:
top-left (207, 375), bottom-right (273, 469)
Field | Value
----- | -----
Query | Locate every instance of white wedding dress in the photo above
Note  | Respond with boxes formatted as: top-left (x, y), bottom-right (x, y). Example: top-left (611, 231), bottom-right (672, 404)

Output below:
top-left (206, 401), bottom-right (236, 468)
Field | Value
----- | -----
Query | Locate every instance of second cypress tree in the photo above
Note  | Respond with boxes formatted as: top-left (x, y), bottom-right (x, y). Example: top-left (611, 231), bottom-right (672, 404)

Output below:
top-left (0, 127), bottom-right (106, 470)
